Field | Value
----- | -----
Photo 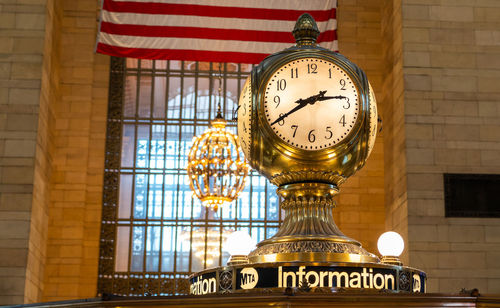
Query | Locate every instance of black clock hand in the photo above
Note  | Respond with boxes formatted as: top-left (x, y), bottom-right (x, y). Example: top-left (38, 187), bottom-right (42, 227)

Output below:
top-left (270, 100), bottom-right (309, 126)
top-left (317, 95), bottom-right (348, 101)
top-left (317, 95), bottom-right (350, 109)
top-left (270, 91), bottom-right (348, 126)
top-left (270, 91), bottom-right (326, 126)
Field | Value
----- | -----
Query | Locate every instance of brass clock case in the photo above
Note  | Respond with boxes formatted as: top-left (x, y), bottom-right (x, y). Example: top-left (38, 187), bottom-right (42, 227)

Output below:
top-left (248, 49), bottom-right (372, 188)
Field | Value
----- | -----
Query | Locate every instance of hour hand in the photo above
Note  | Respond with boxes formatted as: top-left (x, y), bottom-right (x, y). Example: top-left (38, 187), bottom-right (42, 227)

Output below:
top-left (295, 90), bottom-right (327, 104)
top-left (317, 95), bottom-right (348, 101)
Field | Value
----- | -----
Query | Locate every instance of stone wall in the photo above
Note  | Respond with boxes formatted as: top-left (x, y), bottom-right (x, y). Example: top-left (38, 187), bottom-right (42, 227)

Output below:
top-left (335, 0), bottom-right (386, 255)
top-left (0, 0), bottom-right (108, 304)
top-left (0, 0), bottom-right (51, 304)
top-left (401, 0), bottom-right (500, 293)
top-left (26, 0), bottom-right (60, 302)
top-left (41, 0), bottom-right (109, 301)
top-left (380, 0), bottom-right (410, 263)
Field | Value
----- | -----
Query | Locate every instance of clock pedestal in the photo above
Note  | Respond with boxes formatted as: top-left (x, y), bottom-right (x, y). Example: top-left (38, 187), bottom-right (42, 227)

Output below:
top-left (248, 182), bottom-right (378, 263)
top-left (189, 13), bottom-right (427, 296)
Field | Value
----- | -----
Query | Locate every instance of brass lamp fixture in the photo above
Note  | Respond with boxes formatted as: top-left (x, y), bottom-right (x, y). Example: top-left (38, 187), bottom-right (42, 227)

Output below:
top-left (187, 63), bottom-right (249, 211)
top-left (377, 231), bottom-right (405, 266)
top-left (225, 230), bottom-right (256, 266)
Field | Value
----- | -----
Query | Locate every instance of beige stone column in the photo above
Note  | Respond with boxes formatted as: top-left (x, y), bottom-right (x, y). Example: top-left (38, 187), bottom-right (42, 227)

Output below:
top-left (0, 0), bottom-right (108, 304)
top-left (0, 0), bottom-right (53, 304)
top-left (383, 0), bottom-right (500, 293)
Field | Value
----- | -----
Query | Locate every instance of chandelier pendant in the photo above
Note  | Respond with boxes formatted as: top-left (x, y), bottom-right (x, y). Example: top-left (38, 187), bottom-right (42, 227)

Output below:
top-left (187, 63), bottom-right (249, 211)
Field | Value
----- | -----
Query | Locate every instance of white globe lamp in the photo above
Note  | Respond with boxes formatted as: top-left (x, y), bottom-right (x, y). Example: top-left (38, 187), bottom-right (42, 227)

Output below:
top-left (225, 231), bottom-right (256, 265)
top-left (377, 231), bottom-right (405, 265)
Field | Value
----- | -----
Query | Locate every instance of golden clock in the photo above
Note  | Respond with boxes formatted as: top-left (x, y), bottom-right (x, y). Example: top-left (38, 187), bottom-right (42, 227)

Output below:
top-left (237, 13), bottom-right (379, 263)
top-left (189, 14), bottom-right (427, 295)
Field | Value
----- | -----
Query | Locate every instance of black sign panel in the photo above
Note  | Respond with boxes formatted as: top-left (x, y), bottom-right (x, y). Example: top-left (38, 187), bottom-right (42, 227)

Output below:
top-left (236, 265), bottom-right (398, 290)
top-left (190, 270), bottom-right (217, 295)
top-left (190, 264), bottom-right (426, 295)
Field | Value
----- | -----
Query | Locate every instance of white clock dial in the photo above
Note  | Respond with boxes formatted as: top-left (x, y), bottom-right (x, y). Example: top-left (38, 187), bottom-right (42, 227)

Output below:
top-left (237, 76), bottom-right (252, 158)
top-left (263, 58), bottom-right (359, 151)
top-left (367, 82), bottom-right (378, 157)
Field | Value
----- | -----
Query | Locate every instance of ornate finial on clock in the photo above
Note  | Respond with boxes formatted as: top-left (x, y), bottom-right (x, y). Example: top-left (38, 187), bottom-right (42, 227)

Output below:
top-left (293, 13), bottom-right (320, 46)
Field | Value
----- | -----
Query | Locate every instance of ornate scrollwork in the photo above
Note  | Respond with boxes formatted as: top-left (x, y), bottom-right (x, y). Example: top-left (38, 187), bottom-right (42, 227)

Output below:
top-left (219, 270), bottom-right (233, 292)
top-left (98, 277), bottom-right (112, 295)
top-left (399, 271), bottom-right (411, 291)
top-left (160, 278), bottom-right (176, 295)
top-left (270, 170), bottom-right (347, 187)
top-left (98, 57), bottom-right (125, 296)
top-left (176, 278), bottom-right (191, 294)
top-left (112, 276), bottom-right (128, 295)
top-left (129, 277), bottom-right (143, 295)
top-left (249, 240), bottom-right (375, 257)
top-left (144, 276), bottom-right (159, 296)
top-left (108, 57), bottom-right (124, 120)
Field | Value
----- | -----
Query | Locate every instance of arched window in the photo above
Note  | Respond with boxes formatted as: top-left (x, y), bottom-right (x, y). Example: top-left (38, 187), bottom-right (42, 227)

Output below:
top-left (98, 58), bottom-right (281, 296)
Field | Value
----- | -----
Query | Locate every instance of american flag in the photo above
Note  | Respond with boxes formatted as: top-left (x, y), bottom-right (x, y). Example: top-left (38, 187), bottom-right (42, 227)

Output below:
top-left (96, 0), bottom-right (337, 64)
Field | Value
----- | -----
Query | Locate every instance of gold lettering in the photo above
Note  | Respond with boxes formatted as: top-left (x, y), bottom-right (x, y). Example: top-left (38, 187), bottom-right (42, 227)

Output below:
top-left (319, 271), bottom-right (329, 287)
top-left (349, 272), bottom-right (361, 288)
top-left (385, 274), bottom-right (395, 290)
top-left (284, 271), bottom-right (296, 287)
top-left (328, 271), bottom-right (349, 288)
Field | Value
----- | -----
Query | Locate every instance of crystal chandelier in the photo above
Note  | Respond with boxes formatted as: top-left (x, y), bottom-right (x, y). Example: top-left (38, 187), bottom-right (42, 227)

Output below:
top-left (187, 63), bottom-right (249, 210)
top-left (181, 207), bottom-right (229, 267)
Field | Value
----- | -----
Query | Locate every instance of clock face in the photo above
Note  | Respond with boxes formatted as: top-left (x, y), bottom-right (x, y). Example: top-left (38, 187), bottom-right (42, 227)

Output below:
top-left (367, 83), bottom-right (378, 157)
top-left (263, 58), bottom-right (359, 151)
top-left (237, 76), bottom-right (252, 158)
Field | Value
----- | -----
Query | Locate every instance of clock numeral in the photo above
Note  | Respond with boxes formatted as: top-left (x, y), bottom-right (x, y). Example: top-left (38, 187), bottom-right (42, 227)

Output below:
top-left (325, 126), bottom-right (333, 139)
top-left (242, 102), bottom-right (247, 116)
top-left (291, 67), bottom-right (298, 78)
top-left (339, 115), bottom-right (346, 127)
top-left (278, 113), bottom-right (285, 126)
top-left (343, 97), bottom-right (351, 109)
top-left (243, 121), bottom-right (247, 133)
top-left (291, 125), bottom-right (298, 138)
top-left (241, 139), bottom-right (247, 150)
top-left (277, 79), bottom-right (286, 91)
top-left (308, 63), bottom-right (318, 74)
top-left (329, 68), bottom-right (332, 79)
top-left (308, 129), bottom-right (316, 143)
top-left (340, 79), bottom-right (346, 90)
top-left (274, 95), bottom-right (280, 108)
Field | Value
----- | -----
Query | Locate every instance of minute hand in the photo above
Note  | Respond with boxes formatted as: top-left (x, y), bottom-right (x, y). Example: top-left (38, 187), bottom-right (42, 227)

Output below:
top-left (270, 91), bottom-right (326, 126)
top-left (270, 100), bottom-right (309, 126)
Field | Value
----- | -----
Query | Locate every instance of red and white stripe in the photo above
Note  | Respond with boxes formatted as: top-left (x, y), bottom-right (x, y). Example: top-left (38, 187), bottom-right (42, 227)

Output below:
top-left (96, 0), bottom-right (337, 64)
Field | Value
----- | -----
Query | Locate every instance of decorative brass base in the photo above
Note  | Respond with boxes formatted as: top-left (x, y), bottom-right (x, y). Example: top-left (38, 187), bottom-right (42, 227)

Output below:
top-left (248, 182), bottom-right (379, 264)
top-left (248, 241), bottom-right (378, 263)
top-left (381, 256), bottom-right (403, 266)
top-left (228, 255), bottom-right (250, 266)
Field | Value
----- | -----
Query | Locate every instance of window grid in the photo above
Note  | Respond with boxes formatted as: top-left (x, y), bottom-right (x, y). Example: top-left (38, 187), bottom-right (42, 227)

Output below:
top-left (98, 58), bottom-right (281, 296)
